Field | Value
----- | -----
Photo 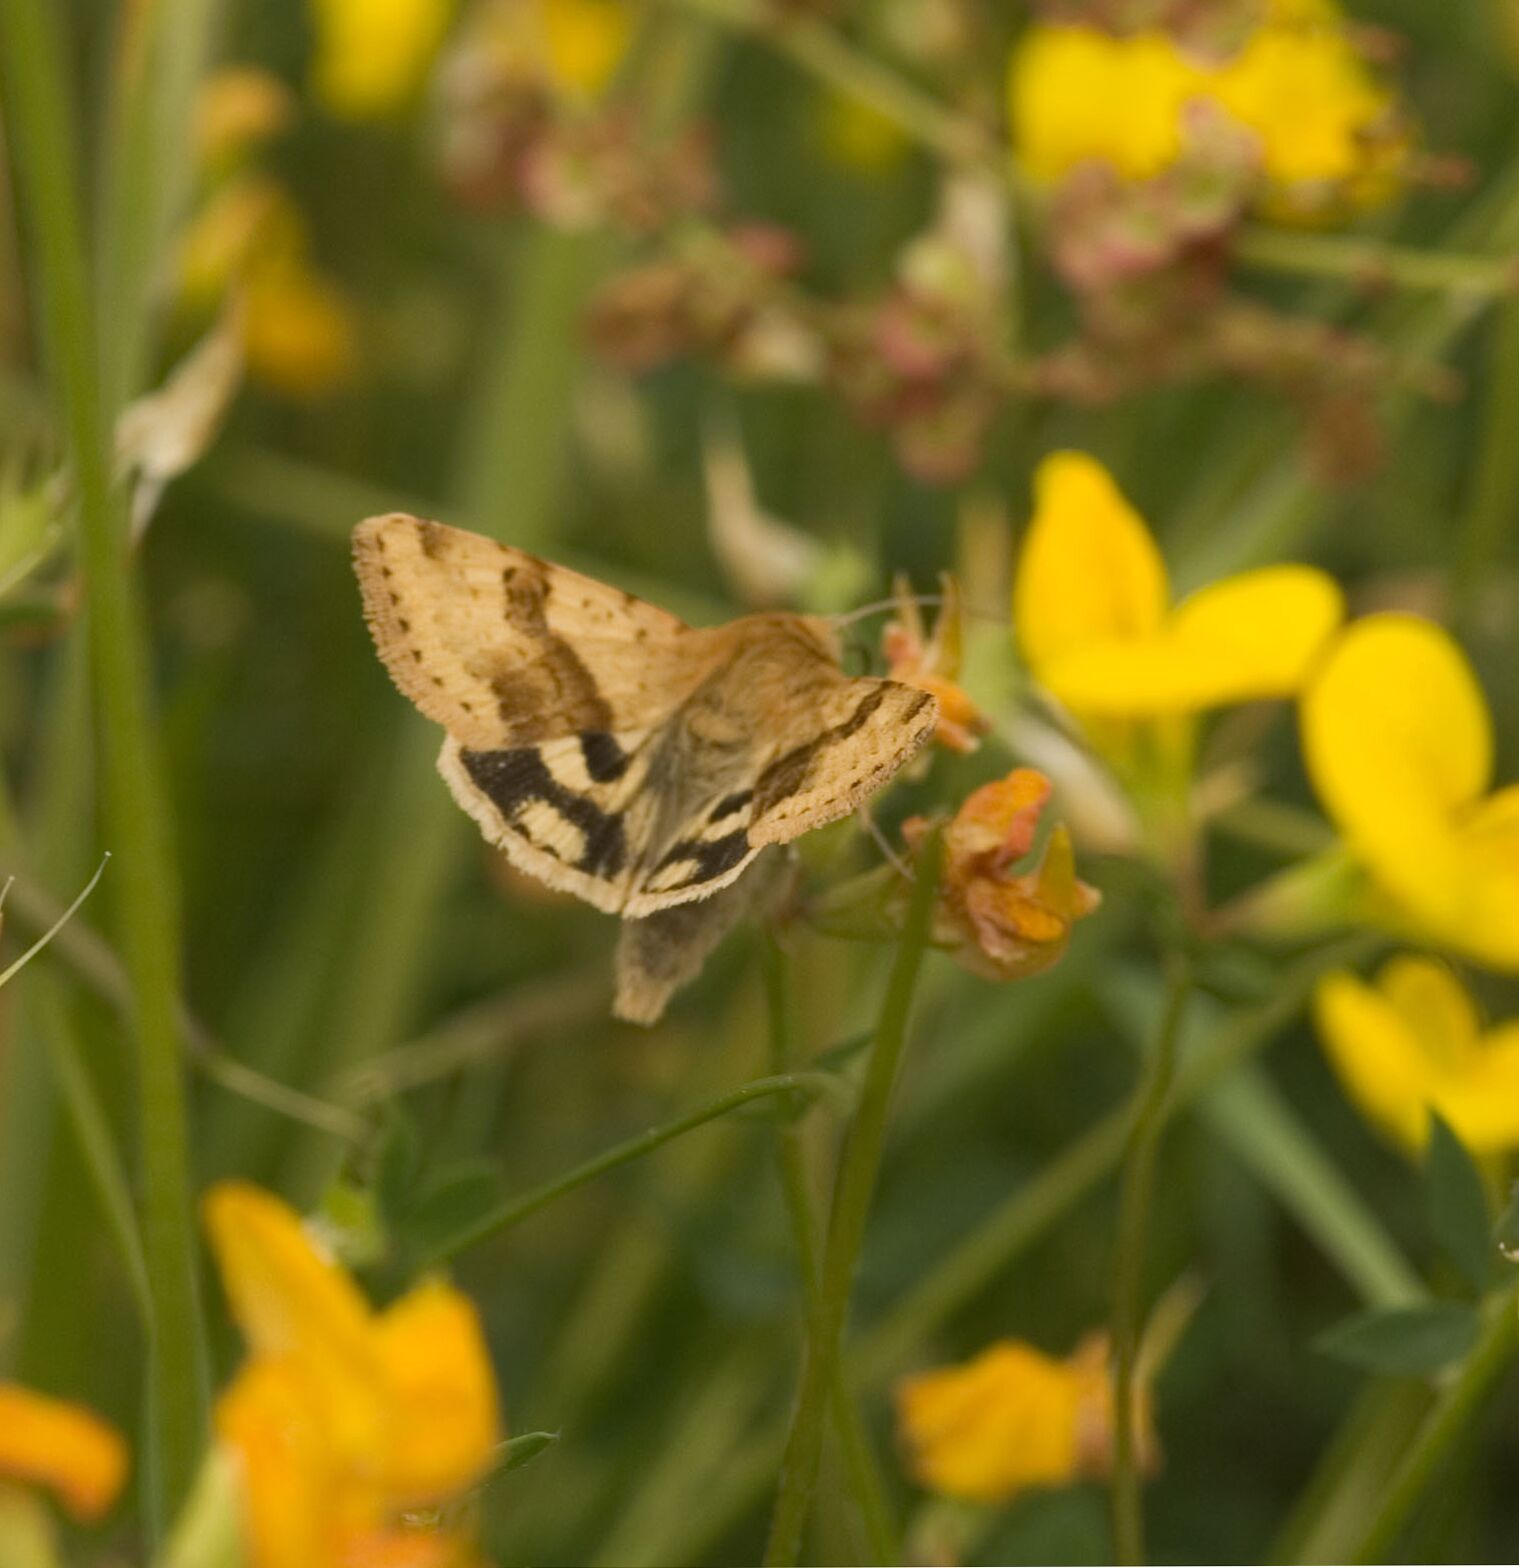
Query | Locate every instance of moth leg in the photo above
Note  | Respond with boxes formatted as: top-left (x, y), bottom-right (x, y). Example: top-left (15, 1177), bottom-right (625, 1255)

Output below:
top-left (855, 801), bottom-right (913, 881)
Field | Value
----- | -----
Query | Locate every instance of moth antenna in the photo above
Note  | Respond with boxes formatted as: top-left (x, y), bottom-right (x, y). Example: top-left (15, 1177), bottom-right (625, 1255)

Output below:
top-left (830, 594), bottom-right (943, 631)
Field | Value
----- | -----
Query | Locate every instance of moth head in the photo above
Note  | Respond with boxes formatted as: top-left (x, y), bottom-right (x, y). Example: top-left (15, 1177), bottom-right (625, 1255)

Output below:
top-left (730, 612), bottom-right (843, 667)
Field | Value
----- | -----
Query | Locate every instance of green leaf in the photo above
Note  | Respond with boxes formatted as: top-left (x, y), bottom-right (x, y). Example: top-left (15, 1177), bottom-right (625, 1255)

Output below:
top-left (497, 1430), bottom-right (560, 1474)
top-left (1422, 1112), bottom-right (1492, 1294)
top-left (404, 1162), bottom-right (506, 1257)
top-left (1314, 1303), bottom-right (1481, 1376)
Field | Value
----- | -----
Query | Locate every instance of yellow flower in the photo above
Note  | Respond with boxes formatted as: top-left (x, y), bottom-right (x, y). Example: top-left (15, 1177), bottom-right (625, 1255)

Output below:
top-left (1008, 25), bottom-right (1203, 185)
top-left (178, 176), bottom-right (308, 311)
top-left (1014, 452), bottom-right (1343, 720)
top-left (539, 0), bottom-right (636, 98)
top-left (1300, 613), bottom-right (1519, 970)
top-left (310, 0), bottom-right (458, 119)
top-left (0, 1384), bottom-right (128, 1522)
top-left (1213, 0), bottom-right (1407, 213)
top-left (462, 0), bottom-right (636, 102)
top-left (242, 264), bottom-right (362, 400)
top-left (1315, 957), bottom-right (1519, 1155)
top-left (1008, 3), bottom-right (1408, 218)
top-left (204, 1181), bottom-right (502, 1568)
top-left (896, 1334), bottom-right (1146, 1504)
top-left (177, 176), bottom-right (360, 399)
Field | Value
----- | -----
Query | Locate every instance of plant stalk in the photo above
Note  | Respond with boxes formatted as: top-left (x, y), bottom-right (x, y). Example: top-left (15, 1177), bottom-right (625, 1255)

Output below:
top-left (765, 832), bottom-right (941, 1566)
top-left (0, 0), bottom-right (207, 1523)
top-left (763, 938), bottom-right (899, 1564)
top-left (1347, 1290), bottom-right (1519, 1564)
top-left (1110, 957), bottom-right (1193, 1565)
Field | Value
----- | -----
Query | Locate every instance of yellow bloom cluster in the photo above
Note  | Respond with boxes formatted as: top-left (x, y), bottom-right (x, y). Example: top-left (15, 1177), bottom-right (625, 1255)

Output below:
top-left (1012, 450), bottom-right (1342, 850)
top-left (1011, 451), bottom-right (1519, 1159)
top-left (1009, 0), bottom-right (1407, 218)
top-left (310, 0), bottom-right (459, 118)
top-left (180, 71), bottom-right (361, 400)
top-left (205, 1182), bottom-right (501, 1568)
top-left (1316, 957), bottom-right (1519, 1155)
top-left (895, 1334), bottom-right (1146, 1504)
top-left (1016, 452), bottom-right (1342, 720)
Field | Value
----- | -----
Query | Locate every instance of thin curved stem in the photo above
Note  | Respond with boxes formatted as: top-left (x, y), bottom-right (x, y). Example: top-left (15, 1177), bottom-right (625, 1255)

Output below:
top-left (1110, 957), bottom-right (1193, 1566)
top-left (421, 1071), bottom-right (839, 1264)
top-left (765, 829), bottom-right (942, 1566)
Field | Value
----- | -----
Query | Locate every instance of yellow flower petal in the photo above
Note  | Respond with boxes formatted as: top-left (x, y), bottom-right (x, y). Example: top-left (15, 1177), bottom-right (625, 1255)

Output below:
top-left (203, 1182), bottom-right (380, 1403)
top-left (374, 1283), bottom-right (502, 1505)
top-left (540, 0), bottom-right (636, 98)
top-left (1041, 565), bottom-right (1342, 715)
top-left (1376, 955), bottom-right (1479, 1074)
top-left (1008, 26), bottom-right (1203, 184)
top-left (1441, 1026), bottom-right (1519, 1153)
top-left (242, 265), bottom-right (361, 399)
top-left (310, 0), bottom-right (457, 119)
top-left (1313, 970), bottom-right (1437, 1152)
top-left (896, 1341), bottom-right (1084, 1504)
top-left (1301, 615), bottom-right (1492, 931)
top-left (1212, 9), bottom-right (1397, 190)
top-left (178, 176), bottom-right (307, 310)
top-left (216, 1358), bottom-right (346, 1568)
top-left (1455, 784), bottom-right (1519, 968)
top-left (1014, 452), bottom-right (1168, 683)
top-left (0, 1386), bottom-right (128, 1522)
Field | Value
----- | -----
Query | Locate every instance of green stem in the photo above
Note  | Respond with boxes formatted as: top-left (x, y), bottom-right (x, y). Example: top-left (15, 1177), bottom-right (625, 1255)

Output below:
top-left (1232, 225), bottom-right (1519, 296)
top-left (97, 0), bottom-right (221, 410)
top-left (1455, 298), bottom-right (1519, 607)
top-left (0, 0), bottom-right (206, 1525)
top-left (1109, 958), bottom-right (1193, 1566)
top-left (420, 1071), bottom-right (838, 1263)
top-left (1347, 1290), bottom-right (1519, 1564)
top-left (763, 939), bottom-right (899, 1565)
top-left (765, 832), bottom-right (942, 1567)
top-left (454, 225), bottom-right (606, 546)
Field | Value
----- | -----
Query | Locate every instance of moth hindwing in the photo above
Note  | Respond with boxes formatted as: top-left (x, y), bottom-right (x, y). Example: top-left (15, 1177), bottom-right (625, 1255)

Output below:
top-left (353, 512), bottom-right (939, 920)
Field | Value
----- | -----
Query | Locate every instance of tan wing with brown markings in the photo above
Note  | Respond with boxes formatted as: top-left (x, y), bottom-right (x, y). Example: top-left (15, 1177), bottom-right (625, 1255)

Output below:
top-left (353, 512), bottom-right (716, 750)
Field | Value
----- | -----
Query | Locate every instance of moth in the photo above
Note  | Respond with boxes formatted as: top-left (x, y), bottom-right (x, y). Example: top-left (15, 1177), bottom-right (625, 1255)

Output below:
top-left (353, 514), bottom-right (939, 1022)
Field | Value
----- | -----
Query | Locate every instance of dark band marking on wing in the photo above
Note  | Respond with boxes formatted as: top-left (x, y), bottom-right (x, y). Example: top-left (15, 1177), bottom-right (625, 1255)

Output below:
top-left (650, 828), bottom-right (752, 893)
top-left (754, 685), bottom-right (890, 813)
top-left (580, 730), bottom-right (632, 782)
top-left (459, 745), bottom-right (627, 876)
top-left (488, 563), bottom-right (614, 738)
